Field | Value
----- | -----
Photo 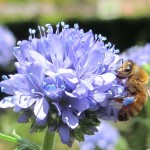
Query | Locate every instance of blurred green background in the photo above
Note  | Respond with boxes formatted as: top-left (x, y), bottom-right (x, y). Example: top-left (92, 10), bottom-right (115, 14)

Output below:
top-left (0, 0), bottom-right (150, 150)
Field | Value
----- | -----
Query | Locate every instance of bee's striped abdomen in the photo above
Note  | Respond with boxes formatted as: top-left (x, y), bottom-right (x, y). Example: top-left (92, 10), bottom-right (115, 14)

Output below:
top-left (118, 91), bottom-right (147, 121)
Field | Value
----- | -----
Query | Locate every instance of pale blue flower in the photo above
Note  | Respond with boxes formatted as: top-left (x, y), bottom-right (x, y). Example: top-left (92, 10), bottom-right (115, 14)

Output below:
top-left (79, 121), bottom-right (120, 150)
top-left (0, 26), bottom-right (16, 67)
top-left (120, 44), bottom-right (150, 66)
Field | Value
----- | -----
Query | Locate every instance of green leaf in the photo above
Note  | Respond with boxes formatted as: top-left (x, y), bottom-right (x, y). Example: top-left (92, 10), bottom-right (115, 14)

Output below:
top-left (72, 110), bottom-right (101, 142)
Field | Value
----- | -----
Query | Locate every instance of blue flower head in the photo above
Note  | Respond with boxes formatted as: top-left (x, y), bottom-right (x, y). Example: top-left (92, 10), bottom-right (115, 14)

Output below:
top-left (79, 121), bottom-right (120, 150)
top-left (0, 22), bottom-right (124, 146)
top-left (0, 26), bottom-right (16, 67)
top-left (121, 44), bottom-right (150, 66)
top-left (120, 44), bottom-right (150, 75)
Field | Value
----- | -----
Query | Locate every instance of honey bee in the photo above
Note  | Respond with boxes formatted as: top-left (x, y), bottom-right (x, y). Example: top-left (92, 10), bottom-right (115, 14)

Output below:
top-left (116, 60), bottom-right (149, 121)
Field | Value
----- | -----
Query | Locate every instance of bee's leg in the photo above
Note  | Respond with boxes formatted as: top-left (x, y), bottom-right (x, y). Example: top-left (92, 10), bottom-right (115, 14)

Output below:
top-left (111, 58), bottom-right (124, 72)
top-left (109, 98), bottom-right (124, 109)
top-left (109, 96), bottom-right (135, 108)
top-left (118, 109), bottom-right (128, 121)
top-left (117, 58), bottom-right (124, 66)
top-left (120, 58), bottom-right (124, 64)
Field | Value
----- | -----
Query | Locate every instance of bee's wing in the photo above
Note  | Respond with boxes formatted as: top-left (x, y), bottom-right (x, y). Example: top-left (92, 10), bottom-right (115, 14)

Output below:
top-left (139, 83), bottom-right (150, 97)
top-left (146, 78), bottom-right (150, 96)
top-left (109, 97), bottom-right (135, 108)
top-left (109, 98), bottom-right (123, 109)
top-left (146, 86), bottom-right (150, 97)
top-left (137, 67), bottom-right (150, 84)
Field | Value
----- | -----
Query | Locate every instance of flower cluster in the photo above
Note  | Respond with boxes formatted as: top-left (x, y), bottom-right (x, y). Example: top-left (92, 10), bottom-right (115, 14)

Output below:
top-left (0, 23), bottom-right (124, 146)
top-left (0, 26), bottom-right (16, 67)
top-left (121, 44), bottom-right (150, 66)
top-left (79, 121), bottom-right (120, 150)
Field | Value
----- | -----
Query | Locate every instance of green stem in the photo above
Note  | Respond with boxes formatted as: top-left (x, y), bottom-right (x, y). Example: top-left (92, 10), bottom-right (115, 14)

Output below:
top-left (145, 100), bottom-right (150, 147)
top-left (0, 133), bottom-right (18, 143)
top-left (40, 129), bottom-right (56, 150)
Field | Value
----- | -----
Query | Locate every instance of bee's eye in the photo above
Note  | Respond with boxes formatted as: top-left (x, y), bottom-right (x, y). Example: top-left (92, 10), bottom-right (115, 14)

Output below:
top-left (134, 77), bottom-right (139, 81)
top-left (124, 68), bottom-right (131, 72)
top-left (123, 65), bottom-right (132, 73)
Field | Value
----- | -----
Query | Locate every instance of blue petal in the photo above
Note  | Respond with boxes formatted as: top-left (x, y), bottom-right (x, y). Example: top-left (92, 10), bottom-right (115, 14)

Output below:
top-left (71, 97), bottom-right (90, 112)
top-left (92, 75), bottom-right (104, 86)
top-left (0, 79), bottom-right (15, 95)
top-left (34, 97), bottom-right (49, 120)
top-left (72, 86), bottom-right (87, 96)
top-left (52, 102), bottom-right (62, 116)
top-left (18, 114), bottom-right (28, 123)
top-left (80, 80), bottom-right (94, 91)
top-left (27, 72), bottom-right (42, 91)
top-left (103, 50), bottom-right (115, 65)
top-left (10, 74), bottom-right (31, 92)
top-left (80, 142), bottom-right (95, 150)
top-left (37, 38), bottom-right (49, 55)
top-left (93, 92), bottom-right (106, 103)
top-left (68, 44), bottom-right (78, 70)
top-left (83, 49), bottom-right (105, 72)
top-left (75, 31), bottom-right (93, 59)
top-left (58, 123), bottom-right (70, 145)
top-left (91, 40), bottom-right (104, 52)
top-left (93, 73), bottom-right (116, 92)
top-left (36, 117), bottom-right (47, 125)
top-left (47, 35), bottom-right (64, 64)
top-left (13, 47), bottom-right (27, 65)
top-left (109, 55), bottom-right (120, 70)
top-left (0, 97), bottom-right (14, 108)
top-left (44, 76), bottom-right (55, 84)
top-left (99, 99), bottom-right (108, 107)
top-left (14, 105), bottom-right (22, 112)
top-left (62, 108), bottom-right (79, 129)
top-left (62, 56), bottom-right (72, 69)
top-left (59, 69), bottom-right (78, 89)
top-left (13, 40), bottom-right (31, 63)
top-left (65, 91), bottom-right (78, 98)
top-left (27, 50), bottom-right (53, 71)
top-left (19, 40), bottom-right (34, 51)
top-left (14, 92), bottom-right (36, 108)
top-left (78, 48), bottom-right (105, 78)
top-left (26, 61), bottom-right (44, 80)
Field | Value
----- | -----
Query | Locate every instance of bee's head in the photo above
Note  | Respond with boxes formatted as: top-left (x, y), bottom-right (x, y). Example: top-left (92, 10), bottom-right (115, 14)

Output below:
top-left (117, 60), bottom-right (134, 78)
